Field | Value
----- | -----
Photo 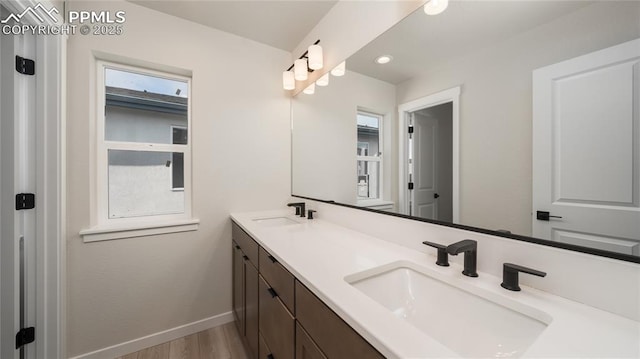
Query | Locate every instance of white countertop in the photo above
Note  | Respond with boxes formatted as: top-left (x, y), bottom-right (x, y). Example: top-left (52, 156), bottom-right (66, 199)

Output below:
top-left (231, 210), bottom-right (640, 358)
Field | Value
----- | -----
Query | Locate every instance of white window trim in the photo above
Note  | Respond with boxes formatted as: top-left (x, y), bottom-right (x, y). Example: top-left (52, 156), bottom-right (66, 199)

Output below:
top-left (170, 125), bottom-right (186, 191)
top-left (81, 60), bottom-right (196, 242)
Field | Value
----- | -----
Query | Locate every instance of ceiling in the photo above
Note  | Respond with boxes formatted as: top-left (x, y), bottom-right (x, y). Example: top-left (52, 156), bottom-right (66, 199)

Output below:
top-left (130, 0), bottom-right (338, 52)
top-left (348, 1), bottom-right (594, 84)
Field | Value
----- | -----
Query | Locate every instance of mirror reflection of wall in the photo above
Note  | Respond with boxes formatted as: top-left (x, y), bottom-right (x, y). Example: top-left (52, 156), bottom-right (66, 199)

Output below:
top-left (291, 1), bottom-right (640, 259)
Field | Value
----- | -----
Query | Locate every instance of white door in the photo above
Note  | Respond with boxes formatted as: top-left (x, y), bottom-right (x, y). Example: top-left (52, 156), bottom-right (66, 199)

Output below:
top-left (411, 112), bottom-right (439, 219)
top-left (533, 39), bottom-right (640, 256)
top-left (0, 6), bottom-right (38, 359)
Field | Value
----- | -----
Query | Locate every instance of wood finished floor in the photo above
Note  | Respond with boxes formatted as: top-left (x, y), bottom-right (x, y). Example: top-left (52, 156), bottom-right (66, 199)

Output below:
top-left (116, 322), bottom-right (248, 359)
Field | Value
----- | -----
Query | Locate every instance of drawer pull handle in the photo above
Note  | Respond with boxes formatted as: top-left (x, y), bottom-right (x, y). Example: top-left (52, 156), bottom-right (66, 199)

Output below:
top-left (267, 287), bottom-right (278, 298)
top-left (235, 245), bottom-right (240, 249)
top-left (268, 255), bottom-right (277, 263)
top-left (267, 355), bottom-right (274, 359)
top-left (242, 255), bottom-right (249, 260)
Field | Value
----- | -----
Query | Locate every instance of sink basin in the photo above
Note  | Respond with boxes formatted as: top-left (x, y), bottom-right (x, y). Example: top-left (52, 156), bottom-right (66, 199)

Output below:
top-left (252, 216), bottom-right (300, 227)
top-left (345, 261), bottom-right (551, 358)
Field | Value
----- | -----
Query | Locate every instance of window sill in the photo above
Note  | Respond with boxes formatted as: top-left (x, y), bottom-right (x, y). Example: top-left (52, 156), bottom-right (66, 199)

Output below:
top-left (80, 218), bottom-right (200, 243)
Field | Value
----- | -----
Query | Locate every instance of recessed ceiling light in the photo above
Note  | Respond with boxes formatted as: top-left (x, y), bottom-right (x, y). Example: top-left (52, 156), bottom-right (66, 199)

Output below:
top-left (375, 55), bottom-right (393, 64)
top-left (424, 0), bottom-right (449, 15)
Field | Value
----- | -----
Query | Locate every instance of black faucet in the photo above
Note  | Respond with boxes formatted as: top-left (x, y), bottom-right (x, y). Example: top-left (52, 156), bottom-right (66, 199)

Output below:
top-left (287, 202), bottom-right (306, 217)
top-left (446, 239), bottom-right (478, 277)
top-left (307, 209), bottom-right (316, 220)
top-left (422, 241), bottom-right (450, 267)
top-left (501, 263), bottom-right (546, 291)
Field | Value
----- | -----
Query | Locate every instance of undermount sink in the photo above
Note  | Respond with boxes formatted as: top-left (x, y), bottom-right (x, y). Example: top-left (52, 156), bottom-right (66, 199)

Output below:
top-left (345, 261), bottom-right (552, 358)
top-left (252, 216), bottom-right (300, 227)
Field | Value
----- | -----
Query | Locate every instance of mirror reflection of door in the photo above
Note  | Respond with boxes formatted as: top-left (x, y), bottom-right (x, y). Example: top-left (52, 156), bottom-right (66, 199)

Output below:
top-left (409, 102), bottom-right (453, 221)
top-left (533, 39), bottom-right (640, 256)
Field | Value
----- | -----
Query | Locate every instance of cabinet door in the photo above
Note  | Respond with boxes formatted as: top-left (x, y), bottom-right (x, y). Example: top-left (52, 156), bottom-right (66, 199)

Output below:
top-left (232, 242), bottom-right (245, 335)
top-left (259, 275), bottom-right (295, 359)
top-left (296, 281), bottom-right (384, 359)
top-left (245, 261), bottom-right (259, 359)
top-left (296, 322), bottom-right (327, 359)
top-left (259, 247), bottom-right (295, 313)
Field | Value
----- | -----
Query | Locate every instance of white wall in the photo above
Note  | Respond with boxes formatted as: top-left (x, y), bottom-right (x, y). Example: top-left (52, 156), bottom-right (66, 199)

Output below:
top-left (292, 71), bottom-right (396, 205)
top-left (66, 1), bottom-right (291, 356)
top-left (396, 1), bottom-right (640, 236)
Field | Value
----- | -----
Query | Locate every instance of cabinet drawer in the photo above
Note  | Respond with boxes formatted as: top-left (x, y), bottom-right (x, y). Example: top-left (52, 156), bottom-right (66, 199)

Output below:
top-left (232, 221), bottom-right (259, 267)
top-left (259, 275), bottom-right (295, 359)
top-left (296, 322), bottom-right (327, 359)
top-left (295, 281), bottom-right (384, 359)
top-left (259, 247), bottom-right (295, 313)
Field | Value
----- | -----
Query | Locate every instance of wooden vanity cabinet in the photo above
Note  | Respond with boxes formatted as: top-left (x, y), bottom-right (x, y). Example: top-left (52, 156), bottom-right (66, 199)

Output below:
top-left (232, 219), bottom-right (384, 359)
top-left (231, 241), bottom-right (245, 334)
top-left (231, 223), bottom-right (259, 359)
top-left (296, 281), bottom-right (384, 359)
top-left (296, 322), bottom-right (328, 359)
top-left (259, 275), bottom-right (295, 359)
top-left (259, 247), bottom-right (295, 312)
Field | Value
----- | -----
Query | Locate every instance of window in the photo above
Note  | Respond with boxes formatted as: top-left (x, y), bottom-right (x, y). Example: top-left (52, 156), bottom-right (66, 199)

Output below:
top-left (94, 61), bottom-right (193, 229)
top-left (357, 111), bottom-right (383, 200)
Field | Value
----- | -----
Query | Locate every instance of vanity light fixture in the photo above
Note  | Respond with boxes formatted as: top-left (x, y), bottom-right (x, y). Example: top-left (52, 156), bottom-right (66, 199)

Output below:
top-left (330, 60), bottom-right (346, 77)
top-left (316, 72), bottom-right (330, 86)
top-left (424, 0), bottom-right (449, 15)
top-left (282, 70), bottom-right (295, 90)
top-left (303, 82), bottom-right (315, 95)
top-left (308, 44), bottom-right (323, 70)
top-left (375, 55), bottom-right (393, 64)
top-left (282, 39), bottom-right (322, 90)
top-left (294, 59), bottom-right (308, 81)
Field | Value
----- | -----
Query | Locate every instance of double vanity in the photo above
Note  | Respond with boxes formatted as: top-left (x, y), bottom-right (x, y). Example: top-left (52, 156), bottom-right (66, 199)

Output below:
top-left (231, 208), bottom-right (640, 358)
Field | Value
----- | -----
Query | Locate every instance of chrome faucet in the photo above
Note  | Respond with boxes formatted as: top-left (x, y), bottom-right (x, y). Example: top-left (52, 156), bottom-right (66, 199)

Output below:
top-left (446, 239), bottom-right (478, 277)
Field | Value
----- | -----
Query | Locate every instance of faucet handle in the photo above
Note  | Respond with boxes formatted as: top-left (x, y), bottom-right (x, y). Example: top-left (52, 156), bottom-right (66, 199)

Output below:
top-left (422, 241), bottom-right (450, 267)
top-left (307, 209), bottom-right (316, 220)
top-left (287, 202), bottom-right (306, 217)
top-left (501, 263), bottom-right (546, 291)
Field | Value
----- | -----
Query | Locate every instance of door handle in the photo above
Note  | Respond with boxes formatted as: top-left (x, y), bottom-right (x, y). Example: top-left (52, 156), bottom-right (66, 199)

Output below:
top-left (536, 211), bottom-right (562, 221)
top-left (434, 193), bottom-right (440, 199)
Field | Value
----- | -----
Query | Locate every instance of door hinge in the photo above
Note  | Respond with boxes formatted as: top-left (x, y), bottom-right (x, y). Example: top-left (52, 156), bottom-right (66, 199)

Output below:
top-left (408, 182), bottom-right (414, 190)
top-left (15, 56), bottom-right (35, 76)
top-left (408, 126), bottom-right (414, 134)
top-left (15, 327), bottom-right (35, 349)
top-left (15, 193), bottom-right (35, 210)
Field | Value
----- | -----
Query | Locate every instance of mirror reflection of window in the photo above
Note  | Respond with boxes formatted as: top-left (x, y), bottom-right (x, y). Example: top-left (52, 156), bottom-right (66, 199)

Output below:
top-left (357, 111), bottom-right (382, 200)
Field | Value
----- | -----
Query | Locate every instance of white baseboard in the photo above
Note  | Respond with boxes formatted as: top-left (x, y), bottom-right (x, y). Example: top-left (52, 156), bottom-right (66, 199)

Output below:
top-left (69, 311), bottom-right (234, 359)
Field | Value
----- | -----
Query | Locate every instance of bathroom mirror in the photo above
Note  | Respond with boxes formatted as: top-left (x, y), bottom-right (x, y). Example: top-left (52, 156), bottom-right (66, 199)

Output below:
top-left (291, 1), bottom-right (640, 262)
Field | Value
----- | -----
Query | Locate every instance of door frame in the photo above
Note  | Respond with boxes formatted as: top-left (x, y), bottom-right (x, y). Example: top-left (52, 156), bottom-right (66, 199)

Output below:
top-left (1, 0), bottom-right (65, 357)
top-left (398, 86), bottom-right (460, 223)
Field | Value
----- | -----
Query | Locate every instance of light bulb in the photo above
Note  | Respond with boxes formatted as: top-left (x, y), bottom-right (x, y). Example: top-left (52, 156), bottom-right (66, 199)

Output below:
top-left (294, 58), bottom-right (308, 81)
top-left (308, 44), bottom-right (323, 70)
top-left (330, 61), bottom-right (346, 77)
top-left (424, 0), bottom-right (448, 15)
top-left (282, 70), bottom-right (295, 90)
top-left (316, 72), bottom-right (329, 87)
top-left (303, 82), bottom-right (315, 95)
top-left (375, 55), bottom-right (393, 64)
